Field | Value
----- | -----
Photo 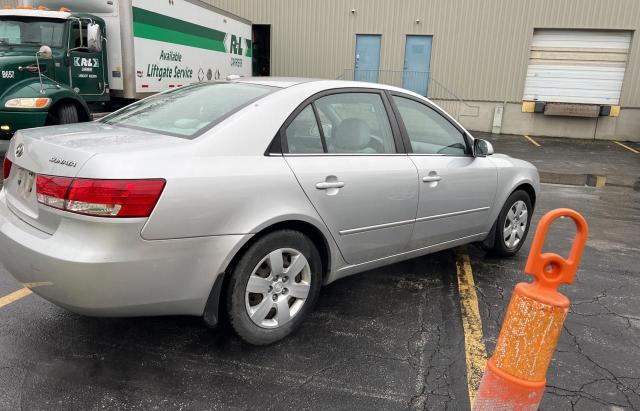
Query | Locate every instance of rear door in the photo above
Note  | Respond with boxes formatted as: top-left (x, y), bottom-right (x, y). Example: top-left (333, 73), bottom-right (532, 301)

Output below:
top-left (389, 93), bottom-right (497, 249)
top-left (283, 90), bottom-right (418, 265)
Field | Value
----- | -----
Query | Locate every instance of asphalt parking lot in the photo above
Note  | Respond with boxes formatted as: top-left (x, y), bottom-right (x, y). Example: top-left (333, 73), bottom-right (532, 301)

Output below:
top-left (0, 133), bottom-right (639, 410)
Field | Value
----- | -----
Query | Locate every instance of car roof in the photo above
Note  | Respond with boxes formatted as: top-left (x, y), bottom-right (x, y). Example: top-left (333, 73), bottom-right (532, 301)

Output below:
top-left (234, 77), bottom-right (316, 88)
top-left (234, 77), bottom-right (418, 95)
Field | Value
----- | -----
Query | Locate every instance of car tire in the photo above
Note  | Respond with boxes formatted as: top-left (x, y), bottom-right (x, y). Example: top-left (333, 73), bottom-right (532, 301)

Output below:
top-left (226, 230), bottom-right (322, 345)
top-left (489, 190), bottom-right (532, 257)
top-left (50, 103), bottom-right (79, 125)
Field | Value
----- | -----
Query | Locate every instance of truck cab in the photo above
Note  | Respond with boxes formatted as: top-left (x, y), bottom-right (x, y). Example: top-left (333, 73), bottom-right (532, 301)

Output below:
top-left (0, 6), bottom-right (108, 137)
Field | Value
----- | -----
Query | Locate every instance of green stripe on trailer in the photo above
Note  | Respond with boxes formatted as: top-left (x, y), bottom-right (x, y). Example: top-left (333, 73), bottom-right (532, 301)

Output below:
top-left (132, 7), bottom-right (226, 41)
top-left (132, 7), bottom-right (252, 57)
top-left (133, 22), bottom-right (226, 52)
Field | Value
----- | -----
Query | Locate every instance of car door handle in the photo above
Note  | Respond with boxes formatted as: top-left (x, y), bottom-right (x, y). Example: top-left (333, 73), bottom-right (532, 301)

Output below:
top-left (422, 176), bottom-right (442, 182)
top-left (316, 181), bottom-right (345, 190)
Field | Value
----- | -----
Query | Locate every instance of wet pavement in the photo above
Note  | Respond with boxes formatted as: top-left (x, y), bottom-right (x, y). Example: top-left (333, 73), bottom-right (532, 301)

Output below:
top-left (472, 184), bottom-right (640, 410)
top-left (0, 242), bottom-right (471, 410)
top-left (475, 132), bottom-right (640, 189)
top-left (0, 134), bottom-right (639, 410)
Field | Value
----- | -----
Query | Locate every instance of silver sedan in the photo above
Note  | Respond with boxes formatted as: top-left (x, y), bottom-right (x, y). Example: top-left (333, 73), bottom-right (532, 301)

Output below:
top-left (0, 79), bottom-right (539, 345)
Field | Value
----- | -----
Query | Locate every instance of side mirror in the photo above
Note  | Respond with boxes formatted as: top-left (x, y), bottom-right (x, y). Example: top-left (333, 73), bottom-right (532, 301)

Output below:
top-left (37, 45), bottom-right (52, 59)
top-left (35, 45), bottom-right (53, 94)
top-left (87, 23), bottom-right (102, 52)
top-left (474, 139), bottom-right (494, 157)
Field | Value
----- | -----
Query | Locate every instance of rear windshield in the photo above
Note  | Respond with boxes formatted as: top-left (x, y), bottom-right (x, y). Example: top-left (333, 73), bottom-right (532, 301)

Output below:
top-left (100, 83), bottom-right (275, 138)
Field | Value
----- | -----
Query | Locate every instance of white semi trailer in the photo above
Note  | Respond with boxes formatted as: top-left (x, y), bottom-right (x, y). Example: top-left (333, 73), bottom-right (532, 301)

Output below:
top-left (26, 0), bottom-right (253, 99)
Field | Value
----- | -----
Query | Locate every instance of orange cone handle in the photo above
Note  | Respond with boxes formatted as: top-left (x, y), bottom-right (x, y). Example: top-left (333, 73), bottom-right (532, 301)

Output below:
top-left (474, 209), bottom-right (588, 410)
top-left (525, 208), bottom-right (588, 290)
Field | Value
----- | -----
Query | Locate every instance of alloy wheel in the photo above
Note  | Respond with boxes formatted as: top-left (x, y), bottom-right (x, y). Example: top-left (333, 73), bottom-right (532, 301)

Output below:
top-left (245, 248), bottom-right (311, 328)
top-left (503, 200), bottom-right (528, 248)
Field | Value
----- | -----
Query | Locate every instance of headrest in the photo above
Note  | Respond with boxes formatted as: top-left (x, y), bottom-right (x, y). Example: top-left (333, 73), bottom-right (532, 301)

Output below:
top-left (333, 118), bottom-right (370, 150)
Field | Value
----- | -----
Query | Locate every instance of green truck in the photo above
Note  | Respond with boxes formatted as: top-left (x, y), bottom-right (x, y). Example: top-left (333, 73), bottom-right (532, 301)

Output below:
top-left (0, 0), bottom-right (252, 138)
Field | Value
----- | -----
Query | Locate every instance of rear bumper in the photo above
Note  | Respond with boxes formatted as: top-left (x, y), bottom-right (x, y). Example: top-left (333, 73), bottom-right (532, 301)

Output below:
top-left (0, 110), bottom-right (48, 138)
top-left (0, 189), bottom-right (250, 317)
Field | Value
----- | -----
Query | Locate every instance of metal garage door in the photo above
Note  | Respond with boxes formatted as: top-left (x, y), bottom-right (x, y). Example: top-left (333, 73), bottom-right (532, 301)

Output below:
top-left (523, 30), bottom-right (632, 105)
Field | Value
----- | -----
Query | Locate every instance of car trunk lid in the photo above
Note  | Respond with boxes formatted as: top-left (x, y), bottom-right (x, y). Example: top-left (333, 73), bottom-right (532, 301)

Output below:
top-left (3, 123), bottom-right (181, 234)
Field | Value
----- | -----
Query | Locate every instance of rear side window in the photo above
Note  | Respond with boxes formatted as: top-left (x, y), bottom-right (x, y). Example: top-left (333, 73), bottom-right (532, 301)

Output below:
top-left (393, 96), bottom-right (468, 155)
top-left (285, 105), bottom-right (324, 153)
top-left (101, 83), bottom-right (274, 138)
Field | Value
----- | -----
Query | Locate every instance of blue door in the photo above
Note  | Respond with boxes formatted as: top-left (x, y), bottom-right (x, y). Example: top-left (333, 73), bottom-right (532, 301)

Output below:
top-left (403, 35), bottom-right (432, 96)
top-left (354, 34), bottom-right (381, 83)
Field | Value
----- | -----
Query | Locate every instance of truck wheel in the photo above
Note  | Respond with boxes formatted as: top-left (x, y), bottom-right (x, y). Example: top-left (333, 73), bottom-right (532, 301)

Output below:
top-left (51, 103), bottom-right (79, 124)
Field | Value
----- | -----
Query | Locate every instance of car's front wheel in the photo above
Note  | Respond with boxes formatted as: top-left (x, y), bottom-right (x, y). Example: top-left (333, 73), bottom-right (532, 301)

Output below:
top-left (489, 190), bottom-right (532, 257)
top-left (226, 230), bottom-right (322, 345)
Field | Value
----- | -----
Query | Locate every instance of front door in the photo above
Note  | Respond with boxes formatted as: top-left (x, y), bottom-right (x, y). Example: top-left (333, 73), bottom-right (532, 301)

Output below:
top-left (283, 91), bottom-right (418, 264)
top-left (354, 34), bottom-right (381, 83)
top-left (402, 35), bottom-right (432, 96)
top-left (390, 93), bottom-right (497, 249)
top-left (68, 20), bottom-right (105, 98)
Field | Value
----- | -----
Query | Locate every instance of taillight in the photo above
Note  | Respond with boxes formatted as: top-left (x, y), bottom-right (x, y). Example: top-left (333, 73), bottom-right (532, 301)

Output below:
top-left (67, 179), bottom-right (166, 217)
top-left (36, 176), bottom-right (165, 218)
top-left (2, 157), bottom-right (11, 179)
top-left (36, 175), bottom-right (72, 210)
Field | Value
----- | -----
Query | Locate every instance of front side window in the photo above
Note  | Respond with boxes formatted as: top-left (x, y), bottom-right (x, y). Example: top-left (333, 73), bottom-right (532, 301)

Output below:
top-left (101, 83), bottom-right (274, 138)
top-left (393, 96), bottom-right (468, 155)
top-left (315, 93), bottom-right (396, 154)
top-left (69, 20), bottom-right (88, 49)
top-left (0, 17), bottom-right (65, 48)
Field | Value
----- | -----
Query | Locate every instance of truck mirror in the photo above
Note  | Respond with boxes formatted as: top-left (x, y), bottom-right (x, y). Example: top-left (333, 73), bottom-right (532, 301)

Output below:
top-left (37, 45), bottom-right (52, 59)
top-left (87, 23), bottom-right (102, 53)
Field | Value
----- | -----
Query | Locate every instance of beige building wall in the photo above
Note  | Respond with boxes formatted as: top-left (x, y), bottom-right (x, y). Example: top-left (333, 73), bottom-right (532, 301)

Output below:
top-left (2, 0), bottom-right (638, 139)
top-left (207, 0), bottom-right (640, 141)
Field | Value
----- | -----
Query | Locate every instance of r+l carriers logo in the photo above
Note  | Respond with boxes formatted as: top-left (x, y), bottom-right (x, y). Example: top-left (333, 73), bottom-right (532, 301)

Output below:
top-left (229, 35), bottom-right (244, 56)
top-left (73, 57), bottom-right (100, 68)
top-left (226, 34), bottom-right (248, 68)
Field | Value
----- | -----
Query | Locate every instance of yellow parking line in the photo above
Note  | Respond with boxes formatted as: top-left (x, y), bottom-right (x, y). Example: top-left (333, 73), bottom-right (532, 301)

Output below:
top-left (0, 287), bottom-right (32, 309)
top-left (456, 252), bottom-right (488, 408)
top-left (613, 141), bottom-right (639, 154)
top-left (523, 134), bottom-right (541, 147)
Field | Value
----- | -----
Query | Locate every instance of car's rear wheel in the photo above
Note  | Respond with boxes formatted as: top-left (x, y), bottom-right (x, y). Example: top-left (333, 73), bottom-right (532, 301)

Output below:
top-left (489, 190), bottom-right (532, 257)
top-left (226, 230), bottom-right (322, 345)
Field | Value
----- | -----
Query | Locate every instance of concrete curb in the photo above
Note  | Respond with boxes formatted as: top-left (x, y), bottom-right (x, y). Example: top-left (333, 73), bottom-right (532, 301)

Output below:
top-left (539, 172), bottom-right (607, 188)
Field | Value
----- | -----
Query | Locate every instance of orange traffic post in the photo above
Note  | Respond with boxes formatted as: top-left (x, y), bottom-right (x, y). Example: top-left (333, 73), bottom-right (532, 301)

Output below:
top-left (474, 208), bottom-right (588, 410)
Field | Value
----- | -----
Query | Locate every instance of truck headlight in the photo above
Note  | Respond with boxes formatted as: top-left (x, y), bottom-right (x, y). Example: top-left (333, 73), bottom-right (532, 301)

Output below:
top-left (5, 98), bottom-right (51, 109)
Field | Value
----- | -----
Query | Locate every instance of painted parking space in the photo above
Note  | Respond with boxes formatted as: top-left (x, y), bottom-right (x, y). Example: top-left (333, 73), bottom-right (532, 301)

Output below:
top-left (0, 182), bottom-right (638, 409)
top-left (612, 141), bottom-right (639, 154)
top-left (0, 253), bottom-right (470, 410)
top-left (522, 135), bottom-right (542, 147)
top-left (0, 288), bottom-right (31, 309)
